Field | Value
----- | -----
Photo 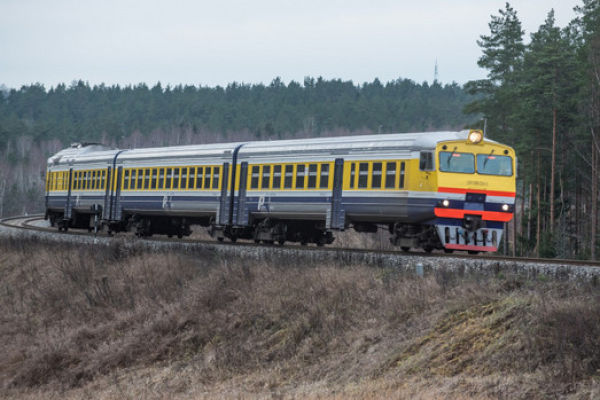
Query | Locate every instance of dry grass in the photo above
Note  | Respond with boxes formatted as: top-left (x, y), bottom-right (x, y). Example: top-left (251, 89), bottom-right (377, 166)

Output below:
top-left (1, 236), bottom-right (599, 399)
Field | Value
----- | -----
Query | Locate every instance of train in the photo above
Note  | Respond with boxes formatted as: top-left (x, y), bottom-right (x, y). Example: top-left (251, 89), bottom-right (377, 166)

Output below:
top-left (45, 129), bottom-right (516, 253)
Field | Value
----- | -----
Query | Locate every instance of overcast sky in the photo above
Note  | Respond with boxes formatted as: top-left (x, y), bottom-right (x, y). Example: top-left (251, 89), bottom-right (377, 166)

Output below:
top-left (1, 0), bottom-right (581, 90)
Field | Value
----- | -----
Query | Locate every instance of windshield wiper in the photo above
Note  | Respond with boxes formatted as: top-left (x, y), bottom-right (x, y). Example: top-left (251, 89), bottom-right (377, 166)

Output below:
top-left (447, 147), bottom-right (457, 166)
top-left (483, 149), bottom-right (495, 169)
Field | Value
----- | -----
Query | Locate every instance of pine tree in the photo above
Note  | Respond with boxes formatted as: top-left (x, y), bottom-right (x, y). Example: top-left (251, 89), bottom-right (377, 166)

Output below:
top-left (465, 2), bottom-right (525, 144)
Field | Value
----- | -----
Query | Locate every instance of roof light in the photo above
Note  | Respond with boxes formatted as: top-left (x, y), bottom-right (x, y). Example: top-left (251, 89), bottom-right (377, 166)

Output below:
top-left (468, 130), bottom-right (484, 144)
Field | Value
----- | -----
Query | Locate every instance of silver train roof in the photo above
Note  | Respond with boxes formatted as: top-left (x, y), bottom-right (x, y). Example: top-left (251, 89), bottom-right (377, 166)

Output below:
top-left (48, 130), bottom-right (482, 166)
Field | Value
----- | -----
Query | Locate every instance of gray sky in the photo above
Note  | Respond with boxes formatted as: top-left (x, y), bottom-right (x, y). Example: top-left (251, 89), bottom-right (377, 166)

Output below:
top-left (1, 0), bottom-right (580, 90)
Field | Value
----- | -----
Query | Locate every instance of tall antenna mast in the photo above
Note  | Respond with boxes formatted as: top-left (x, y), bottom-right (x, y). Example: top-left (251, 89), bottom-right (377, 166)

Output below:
top-left (434, 59), bottom-right (439, 83)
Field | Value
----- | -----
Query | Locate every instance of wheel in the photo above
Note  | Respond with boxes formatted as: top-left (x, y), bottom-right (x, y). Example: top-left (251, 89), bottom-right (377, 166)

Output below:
top-left (401, 246), bottom-right (410, 252)
top-left (444, 249), bottom-right (454, 254)
top-left (468, 251), bottom-right (480, 255)
top-left (423, 246), bottom-right (433, 253)
top-left (217, 237), bottom-right (224, 242)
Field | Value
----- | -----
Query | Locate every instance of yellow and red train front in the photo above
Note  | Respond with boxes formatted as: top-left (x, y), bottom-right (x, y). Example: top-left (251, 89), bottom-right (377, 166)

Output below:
top-left (433, 131), bottom-right (516, 252)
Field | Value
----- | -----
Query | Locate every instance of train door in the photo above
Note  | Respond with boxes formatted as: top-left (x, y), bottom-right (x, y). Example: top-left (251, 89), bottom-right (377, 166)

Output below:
top-left (419, 151), bottom-right (436, 192)
top-left (217, 163), bottom-right (230, 225)
top-left (234, 162), bottom-right (249, 226)
top-left (109, 166), bottom-right (123, 221)
top-left (328, 158), bottom-right (345, 229)
top-left (64, 168), bottom-right (74, 222)
top-left (44, 169), bottom-right (50, 210)
top-left (103, 167), bottom-right (112, 220)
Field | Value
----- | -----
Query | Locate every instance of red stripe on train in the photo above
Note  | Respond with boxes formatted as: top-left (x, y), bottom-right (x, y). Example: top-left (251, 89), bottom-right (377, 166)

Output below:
top-left (444, 243), bottom-right (498, 252)
top-left (434, 208), bottom-right (514, 222)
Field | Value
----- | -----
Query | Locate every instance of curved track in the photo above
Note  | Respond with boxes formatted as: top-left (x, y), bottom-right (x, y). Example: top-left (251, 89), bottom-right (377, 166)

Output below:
top-left (2, 215), bottom-right (600, 271)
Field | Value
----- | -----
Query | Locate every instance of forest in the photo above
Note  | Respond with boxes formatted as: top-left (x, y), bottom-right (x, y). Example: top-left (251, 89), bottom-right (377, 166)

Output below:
top-left (2, 1), bottom-right (600, 260)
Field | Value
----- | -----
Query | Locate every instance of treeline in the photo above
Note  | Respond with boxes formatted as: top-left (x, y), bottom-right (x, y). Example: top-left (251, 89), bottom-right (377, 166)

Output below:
top-left (467, 1), bottom-right (600, 259)
top-left (0, 77), bottom-right (473, 148)
top-left (0, 76), bottom-right (475, 219)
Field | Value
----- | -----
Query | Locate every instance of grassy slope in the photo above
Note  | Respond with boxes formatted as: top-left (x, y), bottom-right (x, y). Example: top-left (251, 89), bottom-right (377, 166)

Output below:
top-left (1, 237), bottom-right (599, 399)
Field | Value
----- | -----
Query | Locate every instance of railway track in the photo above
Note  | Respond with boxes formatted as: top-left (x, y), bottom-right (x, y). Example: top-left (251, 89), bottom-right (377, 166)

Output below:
top-left (2, 215), bottom-right (600, 282)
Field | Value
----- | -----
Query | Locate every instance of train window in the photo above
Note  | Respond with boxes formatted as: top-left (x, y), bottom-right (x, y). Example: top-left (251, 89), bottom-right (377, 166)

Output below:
top-left (164, 168), bottom-right (172, 189)
top-left (439, 151), bottom-right (474, 174)
top-left (149, 169), bottom-right (156, 189)
top-left (261, 165), bottom-right (270, 189)
top-left (204, 167), bottom-right (212, 189)
top-left (372, 163), bottom-right (382, 189)
top-left (180, 168), bottom-right (188, 190)
top-left (320, 164), bottom-right (329, 189)
top-left (157, 168), bottom-right (164, 189)
top-left (96, 171), bottom-right (101, 190)
top-left (135, 170), bottom-right (140, 190)
top-left (284, 165), bottom-right (294, 189)
top-left (195, 167), bottom-right (203, 189)
top-left (186, 167), bottom-right (195, 189)
top-left (296, 165), bottom-right (306, 189)
top-left (213, 167), bottom-right (220, 190)
top-left (476, 154), bottom-right (513, 176)
top-left (124, 170), bottom-right (131, 190)
top-left (420, 151), bottom-right (435, 171)
top-left (350, 163), bottom-right (356, 189)
top-left (173, 168), bottom-right (180, 189)
top-left (251, 165), bottom-right (260, 190)
top-left (130, 169), bottom-right (136, 190)
top-left (102, 170), bottom-right (107, 190)
top-left (400, 162), bottom-right (405, 188)
top-left (142, 169), bottom-right (149, 190)
top-left (358, 163), bottom-right (369, 189)
top-left (308, 164), bottom-right (318, 189)
top-left (273, 165), bottom-right (282, 189)
top-left (385, 162), bottom-right (396, 189)
top-left (129, 170), bottom-right (136, 190)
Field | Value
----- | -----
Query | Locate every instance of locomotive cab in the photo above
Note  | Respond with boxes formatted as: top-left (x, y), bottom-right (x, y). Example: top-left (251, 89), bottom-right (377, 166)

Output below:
top-left (433, 130), bottom-right (516, 253)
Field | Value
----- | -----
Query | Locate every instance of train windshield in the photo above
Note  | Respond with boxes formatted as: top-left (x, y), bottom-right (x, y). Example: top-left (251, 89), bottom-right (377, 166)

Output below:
top-left (476, 154), bottom-right (513, 176)
top-left (439, 151), bottom-right (475, 174)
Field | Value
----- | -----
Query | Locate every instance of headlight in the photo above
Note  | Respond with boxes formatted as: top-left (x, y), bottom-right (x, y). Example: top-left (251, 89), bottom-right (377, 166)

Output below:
top-left (468, 130), bottom-right (483, 144)
top-left (442, 199), bottom-right (450, 207)
top-left (501, 204), bottom-right (510, 212)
